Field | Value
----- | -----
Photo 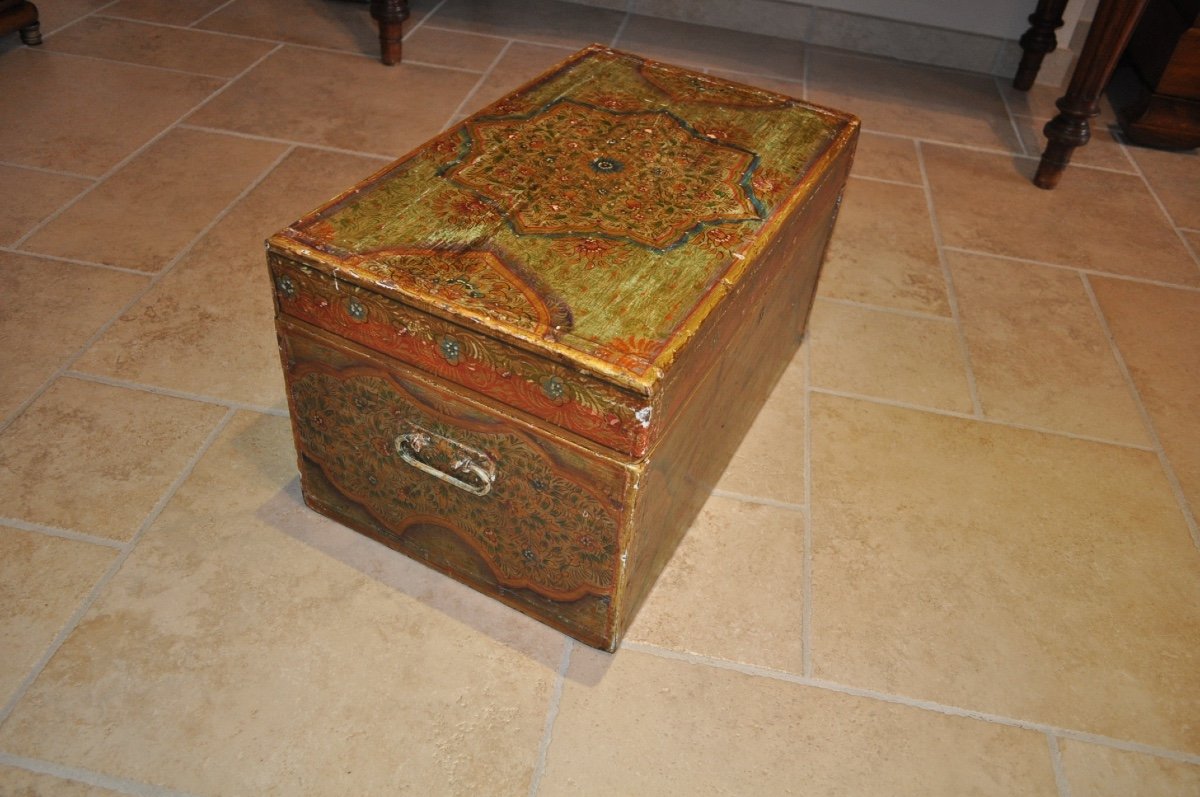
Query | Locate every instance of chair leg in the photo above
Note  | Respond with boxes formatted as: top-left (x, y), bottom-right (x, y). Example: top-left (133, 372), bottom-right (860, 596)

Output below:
top-left (1033, 0), bottom-right (1148, 189)
top-left (370, 0), bottom-right (409, 66)
top-left (1014, 0), bottom-right (1070, 91)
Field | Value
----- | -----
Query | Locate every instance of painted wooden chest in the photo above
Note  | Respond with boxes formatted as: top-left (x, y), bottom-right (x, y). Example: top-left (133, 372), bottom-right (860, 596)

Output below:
top-left (267, 45), bottom-right (858, 651)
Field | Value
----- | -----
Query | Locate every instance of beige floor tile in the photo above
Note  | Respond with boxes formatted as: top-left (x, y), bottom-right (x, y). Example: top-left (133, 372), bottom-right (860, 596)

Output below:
top-left (1059, 740), bottom-right (1200, 797)
top-left (810, 394), bottom-right (1200, 753)
top-left (74, 147), bottom-right (389, 408)
top-left (0, 164), bottom-right (91, 245)
top-left (23, 128), bottom-right (285, 273)
top-left (401, 24), bottom-right (508, 72)
top-left (849, 131), bottom-right (922, 184)
top-left (949, 251), bottom-right (1150, 444)
top-left (25, 0), bottom-right (110, 34)
top-left (0, 411), bottom-right (561, 795)
top-left (430, 0), bottom-right (625, 49)
top-left (809, 298), bottom-right (973, 412)
top-left (193, 0), bottom-right (431, 57)
top-left (45, 15), bottom-right (274, 77)
top-left (0, 766), bottom-right (128, 797)
top-left (1127, 145), bottom-right (1200, 230)
top-left (187, 46), bottom-right (477, 155)
top-left (613, 14), bottom-right (805, 79)
top-left (717, 347), bottom-right (805, 504)
top-left (0, 252), bottom-right (148, 421)
top-left (461, 40), bottom-right (577, 110)
top-left (0, 50), bottom-right (222, 176)
top-left (0, 378), bottom-right (225, 541)
top-left (101, 0), bottom-right (230, 26)
top-left (625, 496), bottom-right (804, 670)
top-left (540, 648), bottom-right (1059, 795)
top-left (816, 176), bottom-right (951, 315)
top-left (1091, 277), bottom-right (1200, 516)
top-left (1013, 115), bottom-right (1135, 172)
top-left (807, 48), bottom-right (1020, 152)
top-left (923, 144), bottom-right (1200, 286)
top-left (0, 525), bottom-right (117, 705)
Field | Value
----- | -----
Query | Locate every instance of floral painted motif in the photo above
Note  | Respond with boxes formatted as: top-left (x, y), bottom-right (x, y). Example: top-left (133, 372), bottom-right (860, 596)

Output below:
top-left (344, 248), bottom-right (572, 334)
top-left (550, 236), bottom-right (629, 269)
top-left (290, 364), bottom-right (620, 600)
top-left (271, 255), bottom-right (655, 456)
top-left (279, 45), bottom-right (851, 382)
top-left (444, 100), bottom-right (764, 250)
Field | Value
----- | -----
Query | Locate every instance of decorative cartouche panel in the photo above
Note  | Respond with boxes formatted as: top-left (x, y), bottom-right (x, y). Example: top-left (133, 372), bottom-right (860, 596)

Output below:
top-left (270, 254), bottom-right (654, 456)
top-left (272, 45), bottom-right (853, 388)
top-left (283, 324), bottom-right (628, 604)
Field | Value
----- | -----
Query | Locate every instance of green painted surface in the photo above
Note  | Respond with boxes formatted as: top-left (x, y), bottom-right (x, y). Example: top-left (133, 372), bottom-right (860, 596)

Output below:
top-left (284, 46), bottom-right (849, 375)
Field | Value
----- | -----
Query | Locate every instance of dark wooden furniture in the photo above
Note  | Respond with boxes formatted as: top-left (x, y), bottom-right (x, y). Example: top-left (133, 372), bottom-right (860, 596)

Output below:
top-left (1015, 0), bottom-right (1149, 188)
top-left (266, 46), bottom-right (858, 649)
top-left (370, 0), bottom-right (409, 66)
top-left (1120, 0), bottom-right (1200, 147)
top-left (0, 0), bottom-right (41, 45)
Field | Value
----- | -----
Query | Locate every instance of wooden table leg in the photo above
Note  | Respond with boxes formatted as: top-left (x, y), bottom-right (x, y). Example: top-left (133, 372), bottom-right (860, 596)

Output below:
top-left (1033, 0), bottom-right (1148, 189)
top-left (1014, 0), bottom-right (1070, 90)
top-left (370, 0), bottom-right (409, 66)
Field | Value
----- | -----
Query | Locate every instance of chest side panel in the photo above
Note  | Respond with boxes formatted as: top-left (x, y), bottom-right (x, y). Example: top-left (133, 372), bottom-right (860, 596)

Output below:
top-left (277, 318), bottom-right (631, 648)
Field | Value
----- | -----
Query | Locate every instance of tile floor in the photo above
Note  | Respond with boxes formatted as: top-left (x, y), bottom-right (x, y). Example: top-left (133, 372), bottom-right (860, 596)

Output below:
top-left (2, 1), bottom-right (1199, 794)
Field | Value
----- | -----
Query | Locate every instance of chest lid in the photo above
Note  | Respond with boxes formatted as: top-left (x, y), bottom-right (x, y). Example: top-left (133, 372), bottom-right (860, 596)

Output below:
top-left (268, 45), bottom-right (856, 396)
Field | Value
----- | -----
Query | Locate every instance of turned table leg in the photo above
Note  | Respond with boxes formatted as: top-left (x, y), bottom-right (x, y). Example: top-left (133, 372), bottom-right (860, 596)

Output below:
top-left (1014, 0), bottom-right (1070, 91)
top-left (370, 0), bottom-right (409, 66)
top-left (1032, 0), bottom-right (1148, 189)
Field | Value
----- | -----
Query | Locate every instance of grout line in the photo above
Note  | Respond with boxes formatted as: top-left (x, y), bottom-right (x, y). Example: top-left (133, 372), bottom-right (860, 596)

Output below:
top-left (850, 173), bottom-right (925, 188)
top-left (22, 46), bottom-right (235, 79)
top-left (400, 0), bottom-right (450, 41)
top-left (0, 144), bottom-right (295, 436)
top-left (0, 160), bottom-right (96, 180)
top-left (816, 296), bottom-right (956, 322)
top-left (0, 517), bottom-right (125, 550)
top-left (994, 74), bottom-right (1033, 157)
top-left (709, 489), bottom-right (804, 512)
top-left (0, 409), bottom-right (237, 729)
top-left (942, 245), bottom-right (1200, 293)
top-left (914, 140), bottom-right (985, 416)
top-left (33, 0), bottom-right (121, 38)
top-left (527, 639), bottom-right (573, 797)
top-left (278, 39), bottom-right (486, 73)
top-left (11, 42), bottom-right (284, 251)
top-left (809, 386), bottom-right (1159, 451)
top-left (443, 39), bottom-right (515, 131)
top-left (801, 39), bottom-right (810, 100)
top-left (189, 0), bottom-right (239, 27)
top-left (1079, 276), bottom-right (1200, 548)
top-left (417, 24), bottom-right (582, 52)
top-left (801, 337), bottom-right (814, 679)
top-left (1048, 734), bottom-right (1073, 797)
top-left (65, 371), bottom-right (288, 417)
top-left (1121, 147), bottom-right (1200, 282)
top-left (608, 10), bottom-right (632, 48)
top-left (177, 124), bottom-right (397, 162)
top-left (0, 752), bottom-right (198, 797)
top-left (0, 247), bottom-right (154, 276)
top-left (621, 641), bottom-right (1200, 766)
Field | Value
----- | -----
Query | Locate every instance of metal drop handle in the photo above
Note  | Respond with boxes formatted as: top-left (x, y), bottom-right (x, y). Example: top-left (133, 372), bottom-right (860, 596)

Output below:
top-left (396, 432), bottom-right (494, 496)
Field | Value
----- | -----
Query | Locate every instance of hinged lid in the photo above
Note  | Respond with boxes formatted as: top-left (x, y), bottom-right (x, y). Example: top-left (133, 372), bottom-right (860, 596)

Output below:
top-left (268, 45), bottom-right (857, 396)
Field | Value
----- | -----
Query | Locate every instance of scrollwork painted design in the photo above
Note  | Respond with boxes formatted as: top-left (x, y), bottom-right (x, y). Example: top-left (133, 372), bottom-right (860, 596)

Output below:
top-left (272, 255), bottom-right (653, 456)
top-left (290, 364), bottom-right (620, 601)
